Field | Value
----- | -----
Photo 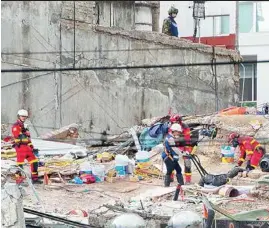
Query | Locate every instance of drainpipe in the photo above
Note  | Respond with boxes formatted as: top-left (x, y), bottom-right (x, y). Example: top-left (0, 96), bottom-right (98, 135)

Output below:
top-left (235, 1), bottom-right (239, 52)
top-left (151, 1), bottom-right (160, 32)
top-left (240, 63), bottom-right (246, 107)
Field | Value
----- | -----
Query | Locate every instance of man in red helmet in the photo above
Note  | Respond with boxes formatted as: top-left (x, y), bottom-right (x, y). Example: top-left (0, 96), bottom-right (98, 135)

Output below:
top-left (169, 114), bottom-right (193, 184)
top-left (12, 109), bottom-right (41, 184)
top-left (228, 133), bottom-right (265, 172)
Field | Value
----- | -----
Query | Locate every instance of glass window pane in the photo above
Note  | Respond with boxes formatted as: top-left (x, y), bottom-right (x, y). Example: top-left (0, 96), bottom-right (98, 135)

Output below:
top-left (239, 2), bottom-right (253, 33)
top-left (239, 78), bottom-right (252, 101)
top-left (256, 2), bottom-right (269, 32)
top-left (240, 64), bottom-right (254, 79)
top-left (221, 16), bottom-right (229, 34)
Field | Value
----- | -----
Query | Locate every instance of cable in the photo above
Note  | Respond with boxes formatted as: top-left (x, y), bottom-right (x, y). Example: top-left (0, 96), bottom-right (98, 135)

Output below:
top-left (23, 208), bottom-right (99, 228)
top-left (1, 72), bottom-right (54, 88)
top-left (2, 60), bottom-right (269, 73)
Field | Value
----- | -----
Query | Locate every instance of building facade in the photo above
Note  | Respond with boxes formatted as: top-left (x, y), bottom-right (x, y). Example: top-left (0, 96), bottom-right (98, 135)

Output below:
top-left (160, 1), bottom-right (269, 108)
top-left (2, 1), bottom-right (240, 138)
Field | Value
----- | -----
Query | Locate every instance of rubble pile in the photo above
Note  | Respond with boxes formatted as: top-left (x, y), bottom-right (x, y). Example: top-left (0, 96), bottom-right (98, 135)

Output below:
top-left (1, 110), bottom-right (269, 227)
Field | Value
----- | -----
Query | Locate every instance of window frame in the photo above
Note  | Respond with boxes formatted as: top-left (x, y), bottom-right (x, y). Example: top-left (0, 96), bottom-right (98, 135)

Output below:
top-left (239, 59), bottom-right (257, 102)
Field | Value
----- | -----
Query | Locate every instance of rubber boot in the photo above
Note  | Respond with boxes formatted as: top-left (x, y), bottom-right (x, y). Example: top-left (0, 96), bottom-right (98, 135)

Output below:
top-left (32, 178), bottom-right (43, 184)
top-left (164, 174), bottom-right (171, 187)
top-left (173, 174), bottom-right (185, 201)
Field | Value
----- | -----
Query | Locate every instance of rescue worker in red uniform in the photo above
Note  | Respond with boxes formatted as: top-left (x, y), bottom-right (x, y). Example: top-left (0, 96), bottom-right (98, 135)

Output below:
top-left (169, 114), bottom-right (193, 184)
top-left (12, 109), bottom-right (41, 184)
top-left (228, 133), bottom-right (265, 171)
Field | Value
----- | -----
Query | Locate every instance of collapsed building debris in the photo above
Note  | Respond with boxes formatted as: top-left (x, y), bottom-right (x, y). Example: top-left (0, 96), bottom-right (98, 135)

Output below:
top-left (1, 111), bottom-right (269, 227)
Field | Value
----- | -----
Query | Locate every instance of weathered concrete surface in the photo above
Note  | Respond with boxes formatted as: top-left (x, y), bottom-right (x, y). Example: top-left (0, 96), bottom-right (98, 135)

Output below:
top-left (1, 1), bottom-right (240, 138)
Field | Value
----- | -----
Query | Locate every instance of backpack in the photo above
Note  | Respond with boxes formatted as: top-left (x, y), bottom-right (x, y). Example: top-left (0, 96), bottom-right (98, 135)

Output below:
top-left (139, 127), bottom-right (166, 151)
top-left (148, 122), bottom-right (169, 138)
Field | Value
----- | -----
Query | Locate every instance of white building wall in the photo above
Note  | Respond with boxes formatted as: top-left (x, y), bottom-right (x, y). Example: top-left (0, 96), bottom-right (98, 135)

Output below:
top-left (239, 32), bottom-right (269, 106)
top-left (160, 1), bottom-right (269, 107)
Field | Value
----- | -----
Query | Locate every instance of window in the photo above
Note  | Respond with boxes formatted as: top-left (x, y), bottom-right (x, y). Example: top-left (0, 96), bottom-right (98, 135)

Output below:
top-left (220, 15), bottom-right (230, 34)
top-left (239, 63), bottom-right (257, 102)
top-left (239, 1), bottom-right (269, 33)
top-left (256, 2), bottom-right (269, 32)
top-left (239, 2), bottom-right (254, 33)
top-left (203, 15), bottom-right (230, 36)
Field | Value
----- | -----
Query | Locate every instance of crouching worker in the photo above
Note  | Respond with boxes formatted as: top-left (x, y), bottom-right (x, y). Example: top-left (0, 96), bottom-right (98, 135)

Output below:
top-left (162, 123), bottom-right (184, 187)
top-left (228, 133), bottom-right (266, 173)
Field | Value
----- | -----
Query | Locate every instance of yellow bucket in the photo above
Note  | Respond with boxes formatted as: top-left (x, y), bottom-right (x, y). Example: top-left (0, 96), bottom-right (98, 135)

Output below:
top-left (222, 157), bottom-right (234, 163)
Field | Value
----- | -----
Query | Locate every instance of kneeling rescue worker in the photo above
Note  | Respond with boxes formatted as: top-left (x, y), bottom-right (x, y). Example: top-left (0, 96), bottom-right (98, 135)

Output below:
top-left (162, 123), bottom-right (184, 187)
top-left (228, 133), bottom-right (266, 172)
top-left (12, 109), bottom-right (41, 184)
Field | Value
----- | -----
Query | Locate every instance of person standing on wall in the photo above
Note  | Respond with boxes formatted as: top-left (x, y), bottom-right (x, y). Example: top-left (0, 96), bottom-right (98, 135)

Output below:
top-left (162, 6), bottom-right (179, 37)
top-left (162, 123), bottom-right (184, 187)
top-left (12, 109), bottom-right (42, 184)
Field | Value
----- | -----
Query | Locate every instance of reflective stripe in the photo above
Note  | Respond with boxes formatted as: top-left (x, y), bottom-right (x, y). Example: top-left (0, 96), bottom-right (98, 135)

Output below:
top-left (184, 173), bottom-right (192, 176)
top-left (246, 150), bottom-right (253, 155)
top-left (254, 144), bottom-right (261, 150)
top-left (239, 158), bottom-right (245, 162)
top-left (251, 164), bottom-right (257, 168)
top-left (17, 162), bottom-right (25, 165)
top-left (29, 159), bottom-right (38, 164)
top-left (250, 139), bottom-right (256, 144)
top-left (31, 172), bottom-right (38, 174)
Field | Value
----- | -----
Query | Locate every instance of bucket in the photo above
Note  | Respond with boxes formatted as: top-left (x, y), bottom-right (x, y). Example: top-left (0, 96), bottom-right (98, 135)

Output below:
top-left (115, 155), bottom-right (129, 177)
top-left (115, 155), bottom-right (129, 166)
top-left (135, 151), bottom-right (150, 163)
top-left (79, 161), bottom-right (92, 174)
top-left (115, 165), bottom-right (128, 176)
top-left (92, 165), bottom-right (105, 182)
top-left (218, 186), bottom-right (239, 197)
top-left (221, 146), bottom-right (235, 163)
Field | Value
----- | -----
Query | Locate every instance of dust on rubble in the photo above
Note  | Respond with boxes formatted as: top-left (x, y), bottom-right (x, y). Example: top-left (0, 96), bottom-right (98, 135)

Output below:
top-left (22, 154), bottom-right (269, 218)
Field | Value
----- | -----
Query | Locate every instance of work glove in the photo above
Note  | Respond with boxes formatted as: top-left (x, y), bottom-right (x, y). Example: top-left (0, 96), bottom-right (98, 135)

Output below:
top-left (237, 161), bottom-right (243, 167)
top-left (173, 155), bottom-right (179, 162)
top-left (33, 148), bottom-right (39, 157)
top-left (181, 151), bottom-right (191, 158)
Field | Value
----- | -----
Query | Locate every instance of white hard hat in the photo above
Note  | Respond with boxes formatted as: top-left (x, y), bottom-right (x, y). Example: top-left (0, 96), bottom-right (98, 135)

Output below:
top-left (17, 109), bottom-right (28, 117)
top-left (109, 213), bottom-right (146, 228)
top-left (167, 211), bottom-right (202, 228)
top-left (170, 123), bottom-right (182, 132)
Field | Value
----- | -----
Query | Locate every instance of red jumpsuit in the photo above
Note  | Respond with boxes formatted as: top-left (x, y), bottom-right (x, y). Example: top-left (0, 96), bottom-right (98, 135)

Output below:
top-left (237, 136), bottom-right (264, 169)
top-left (169, 122), bottom-right (193, 183)
top-left (11, 120), bottom-right (39, 180)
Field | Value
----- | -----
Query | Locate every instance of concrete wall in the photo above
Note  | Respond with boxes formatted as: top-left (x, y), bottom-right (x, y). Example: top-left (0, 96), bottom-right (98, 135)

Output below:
top-left (1, 1), bottom-right (240, 138)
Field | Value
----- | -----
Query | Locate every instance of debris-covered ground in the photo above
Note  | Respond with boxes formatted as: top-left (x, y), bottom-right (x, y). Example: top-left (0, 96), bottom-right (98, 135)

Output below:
top-left (1, 112), bottom-right (269, 227)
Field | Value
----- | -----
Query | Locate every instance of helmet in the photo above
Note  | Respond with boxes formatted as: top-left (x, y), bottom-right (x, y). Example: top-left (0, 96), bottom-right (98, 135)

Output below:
top-left (17, 109), bottom-right (28, 117)
top-left (170, 114), bottom-right (182, 123)
top-left (168, 6), bottom-right (178, 15)
top-left (167, 211), bottom-right (202, 228)
top-left (228, 133), bottom-right (239, 143)
top-left (109, 213), bottom-right (146, 228)
top-left (170, 123), bottom-right (182, 132)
